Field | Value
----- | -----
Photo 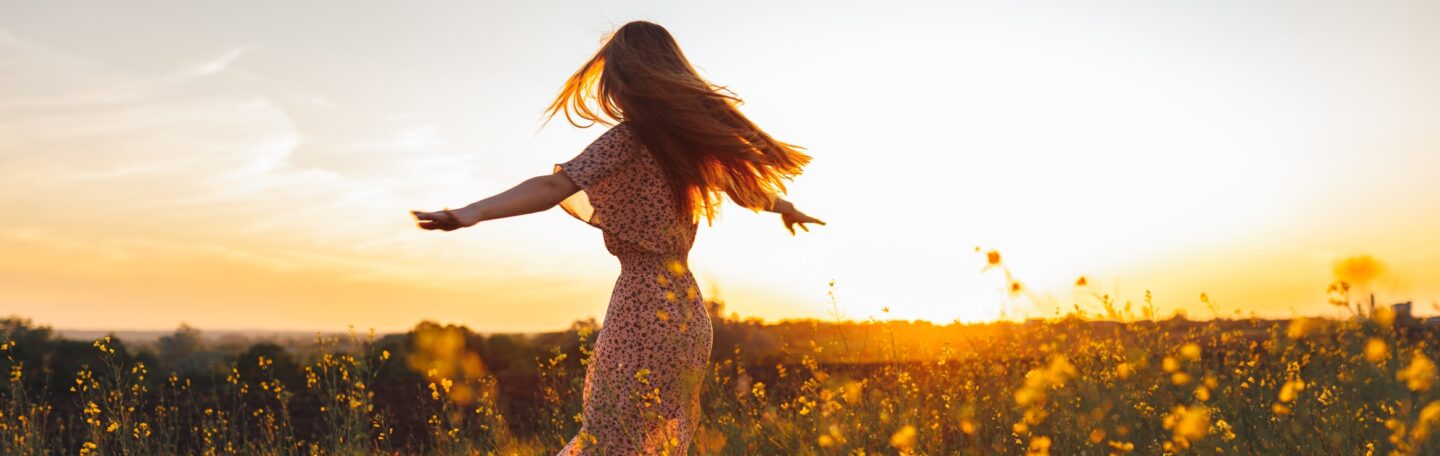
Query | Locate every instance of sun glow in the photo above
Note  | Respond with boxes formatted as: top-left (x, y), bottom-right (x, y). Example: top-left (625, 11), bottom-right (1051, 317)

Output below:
top-left (2, 1), bottom-right (1440, 332)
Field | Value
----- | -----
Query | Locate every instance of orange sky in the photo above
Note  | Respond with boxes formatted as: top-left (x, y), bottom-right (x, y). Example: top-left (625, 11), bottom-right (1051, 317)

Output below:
top-left (2, 1), bottom-right (1439, 332)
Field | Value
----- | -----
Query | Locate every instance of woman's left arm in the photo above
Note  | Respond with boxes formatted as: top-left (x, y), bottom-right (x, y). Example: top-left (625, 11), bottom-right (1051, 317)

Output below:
top-left (412, 173), bottom-right (580, 231)
top-left (764, 194), bottom-right (826, 235)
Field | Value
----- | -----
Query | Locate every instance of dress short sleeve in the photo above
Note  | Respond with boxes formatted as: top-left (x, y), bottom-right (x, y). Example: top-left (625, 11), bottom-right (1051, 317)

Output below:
top-left (551, 123), bottom-right (696, 255)
top-left (554, 125), bottom-right (636, 227)
top-left (555, 125), bottom-right (635, 189)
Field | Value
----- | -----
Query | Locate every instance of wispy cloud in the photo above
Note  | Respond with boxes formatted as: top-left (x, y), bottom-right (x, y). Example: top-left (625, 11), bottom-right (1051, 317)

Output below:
top-left (0, 30), bottom-right (473, 277)
top-left (192, 44), bottom-right (260, 76)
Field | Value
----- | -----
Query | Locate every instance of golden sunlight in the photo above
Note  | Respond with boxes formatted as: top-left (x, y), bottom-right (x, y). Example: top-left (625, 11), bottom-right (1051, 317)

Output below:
top-left (3, 2), bottom-right (1440, 454)
top-left (2, 1), bottom-right (1439, 332)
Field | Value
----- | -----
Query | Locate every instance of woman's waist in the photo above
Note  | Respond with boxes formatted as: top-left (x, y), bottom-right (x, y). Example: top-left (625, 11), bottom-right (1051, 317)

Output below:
top-left (606, 237), bottom-right (690, 262)
top-left (603, 289), bottom-right (712, 324)
top-left (601, 225), bottom-right (695, 257)
top-left (616, 253), bottom-right (692, 277)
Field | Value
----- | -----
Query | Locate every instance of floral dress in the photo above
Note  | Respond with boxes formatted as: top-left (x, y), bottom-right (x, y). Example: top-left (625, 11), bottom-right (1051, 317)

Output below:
top-left (554, 124), bottom-right (712, 455)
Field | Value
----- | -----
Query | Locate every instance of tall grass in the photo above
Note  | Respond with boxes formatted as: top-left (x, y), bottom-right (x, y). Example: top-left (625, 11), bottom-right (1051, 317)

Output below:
top-left (2, 304), bottom-right (1439, 454)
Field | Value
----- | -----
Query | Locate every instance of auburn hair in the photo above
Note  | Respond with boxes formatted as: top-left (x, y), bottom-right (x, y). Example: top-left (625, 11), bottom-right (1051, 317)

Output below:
top-left (545, 20), bottom-right (811, 223)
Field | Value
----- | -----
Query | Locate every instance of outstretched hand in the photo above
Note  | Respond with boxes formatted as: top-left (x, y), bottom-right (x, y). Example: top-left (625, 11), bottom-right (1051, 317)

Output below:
top-left (781, 209), bottom-right (826, 235)
top-left (411, 209), bottom-right (465, 231)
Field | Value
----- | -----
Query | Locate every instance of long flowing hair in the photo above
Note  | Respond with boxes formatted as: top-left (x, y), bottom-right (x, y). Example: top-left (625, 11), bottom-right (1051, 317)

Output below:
top-left (545, 21), bottom-right (811, 223)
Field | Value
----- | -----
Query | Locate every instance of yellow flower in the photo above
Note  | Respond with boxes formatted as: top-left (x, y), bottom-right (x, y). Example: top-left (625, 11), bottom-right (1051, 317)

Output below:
top-left (1214, 419), bottom-right (1236, 441)
top-left (1278, 379), bottom-right (1304, 403)
top-left (986, 250), bottom-right (1002, 267)
top-left (1163, 405), bottom-right (1209, 446)
top-left (1334, 255), bottom-right (1384, 287)
top-left (1364, 338), bottom-right (1388, 363)
top-left (1171, 372), bottom-right (1193, 386)
top-left (1398, 352), bottom-right (1437, 391)
top-left (1372, 306), bottom-right (1396, 326)
top-left (1028, 435), bottom-right (1052, 455)
top-left (1089, 428), bottom-right (1106, 444)
top-left (889, 425), bottom-right (917, 451)
top-left (1162, 357), bottom-right (1179, 373)
top-left (842, 381), bottom-right (863, 404)
top-left (1116, 362), bottom-right (1135, 380)
top-left (1287, 318), bottom-right (1319, 339)
top-left (1179, 343), bottom-right (1202, 361)
top-left (1015, 355), bottom-right (1077, 406)
top-left (1420, 401), bottom-right (1440, 427)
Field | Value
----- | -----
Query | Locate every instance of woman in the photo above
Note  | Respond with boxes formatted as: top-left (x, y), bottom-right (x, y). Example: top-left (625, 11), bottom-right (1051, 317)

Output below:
top-left (411, 21), bottom-right (823, 454)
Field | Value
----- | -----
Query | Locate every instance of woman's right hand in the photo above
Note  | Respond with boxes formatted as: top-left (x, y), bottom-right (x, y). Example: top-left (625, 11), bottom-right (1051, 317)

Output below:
top-left (411, 209), bottom-right (465, 231)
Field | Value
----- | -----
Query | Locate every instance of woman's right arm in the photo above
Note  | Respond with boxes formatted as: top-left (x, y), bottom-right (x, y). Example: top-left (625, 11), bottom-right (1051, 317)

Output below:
top-left (411, 173), bottom-right (580, 231)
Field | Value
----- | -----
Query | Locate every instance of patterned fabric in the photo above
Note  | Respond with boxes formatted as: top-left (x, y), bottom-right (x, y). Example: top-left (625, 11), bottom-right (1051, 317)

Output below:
top-left (555, 125), bottom-right (698, 256)
top-left (555, 124), bottom-right (713, 455)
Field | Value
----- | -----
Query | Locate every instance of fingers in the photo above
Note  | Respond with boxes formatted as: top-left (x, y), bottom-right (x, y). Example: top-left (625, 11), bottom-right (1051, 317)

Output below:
top-left (782, 213), bottom-right (826, 236)
top-left (414, 211), bottom-right (440, 230)
top-left (413, 209), bottom-right (465, 232)
top-left (790, 210), bottom-right (825, 225)
top-left (414, 210), bottom-right (459, 231)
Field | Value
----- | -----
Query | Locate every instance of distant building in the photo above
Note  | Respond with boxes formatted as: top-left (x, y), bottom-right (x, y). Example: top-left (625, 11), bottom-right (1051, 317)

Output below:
top-left (1393, 302), bottom-right (1413, 322)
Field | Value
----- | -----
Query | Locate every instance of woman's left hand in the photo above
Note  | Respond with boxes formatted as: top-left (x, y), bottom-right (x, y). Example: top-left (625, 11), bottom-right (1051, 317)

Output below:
top-left (781, 209), bottom-right (826, 235)
top-left (411, 209), bottom-right (465, 231)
